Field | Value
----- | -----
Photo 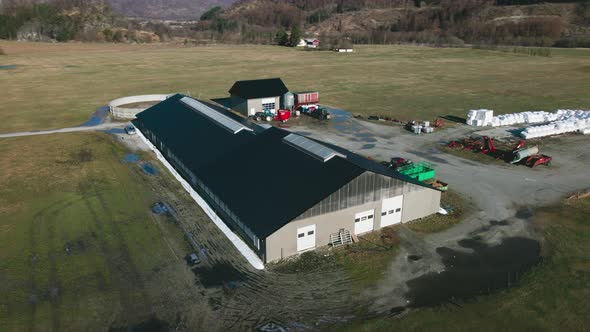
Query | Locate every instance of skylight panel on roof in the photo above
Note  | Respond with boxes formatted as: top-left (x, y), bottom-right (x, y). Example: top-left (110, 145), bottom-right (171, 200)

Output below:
top-left (283, 133), bottom-right (345, 162)
top-left (180, 97), bottom-right (252, 134)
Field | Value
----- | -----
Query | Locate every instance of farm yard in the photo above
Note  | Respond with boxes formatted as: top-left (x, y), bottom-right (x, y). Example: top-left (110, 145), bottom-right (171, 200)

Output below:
top-left (1, 41), bottom-right (589, 331)
top-left (0, 41), bottom-right (589, 133)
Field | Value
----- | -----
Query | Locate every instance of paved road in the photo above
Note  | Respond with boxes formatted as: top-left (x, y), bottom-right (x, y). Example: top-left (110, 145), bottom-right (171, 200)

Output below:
top-left (0, 122), bottom-right (125, 138)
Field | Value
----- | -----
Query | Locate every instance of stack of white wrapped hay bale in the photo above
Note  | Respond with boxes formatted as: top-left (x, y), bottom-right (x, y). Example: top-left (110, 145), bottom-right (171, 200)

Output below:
top-left (491, 111), bottom-right (559, 127)
top-left (521, 110), bottom-right (590, 139)
top-left (466, 108), bottom-right (590, 138)
top-left (466, 109), bottom-right (494, 126)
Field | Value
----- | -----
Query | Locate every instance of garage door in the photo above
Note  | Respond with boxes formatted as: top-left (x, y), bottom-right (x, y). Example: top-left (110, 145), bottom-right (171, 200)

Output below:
top-left (297, 225), bottom-right (316, 251)
top-left (380, 195), bottom-right (404, 228)
top-left (354, 209), bottom-right (374, 235)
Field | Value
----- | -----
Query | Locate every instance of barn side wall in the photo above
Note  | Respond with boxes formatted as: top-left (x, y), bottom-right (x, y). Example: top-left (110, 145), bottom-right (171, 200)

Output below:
top-left (265, 172), bottom-right (441, 263)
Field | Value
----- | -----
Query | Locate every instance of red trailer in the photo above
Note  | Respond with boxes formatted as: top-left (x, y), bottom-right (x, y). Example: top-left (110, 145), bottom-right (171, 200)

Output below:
top-left (294, 91), bottom-right (319, 107)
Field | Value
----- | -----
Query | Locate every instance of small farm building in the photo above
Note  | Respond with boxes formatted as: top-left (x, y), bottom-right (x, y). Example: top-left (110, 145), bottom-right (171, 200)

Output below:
top-left (229, 78), bottom-right (289, 116)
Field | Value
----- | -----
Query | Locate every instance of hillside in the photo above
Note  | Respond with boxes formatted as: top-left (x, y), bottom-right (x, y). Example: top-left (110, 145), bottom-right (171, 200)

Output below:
top-left (204, 0), bottom-right (590, 47)
top-left (95, 0), bottom-right (234, 20)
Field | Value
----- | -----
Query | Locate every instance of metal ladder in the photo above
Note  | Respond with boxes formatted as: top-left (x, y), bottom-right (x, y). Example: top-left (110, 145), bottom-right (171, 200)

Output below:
top-left (329, 228), bottom-right (353, 248)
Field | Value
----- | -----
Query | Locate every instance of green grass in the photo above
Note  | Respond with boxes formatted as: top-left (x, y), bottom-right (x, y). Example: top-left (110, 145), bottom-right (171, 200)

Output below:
top-left (0, 42), bottom-right (589, 133)
top-left (269, 229), bottom-right (400, 294)
top-left (0, 132), bottom-right (195, 330)
top-left (334, 229), bottom-right (400, 293)
top-left (405, 190), bottom-right (470, 234)
top-left (338, 195), bottom-right (590, 331)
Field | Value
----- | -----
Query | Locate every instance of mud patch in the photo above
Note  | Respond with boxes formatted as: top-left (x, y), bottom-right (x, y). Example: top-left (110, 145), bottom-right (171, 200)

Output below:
top-left (109, 316), bottom-right (170, 332)
top-left (407, 255), bottom-right (422, 262)
top-left (515, 207), bottom-right (534, 220)
top-left (405, 236), bottom-right (540, 307)
top-left (490, 220), bottom-right (509, 226)
top-left (193, 263), bottom-right (247, 288)
top-left (141, 162), bottom-right (158, 176)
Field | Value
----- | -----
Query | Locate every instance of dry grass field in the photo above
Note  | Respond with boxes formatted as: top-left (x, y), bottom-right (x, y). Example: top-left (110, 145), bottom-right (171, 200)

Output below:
top-left (0, 132), bottom-right (209, 331)
top-left (0, 41), bottom-right (589, 133)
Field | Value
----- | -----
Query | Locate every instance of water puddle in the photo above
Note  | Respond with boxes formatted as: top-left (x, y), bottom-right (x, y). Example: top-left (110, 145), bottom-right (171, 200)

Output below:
top-left (405, 236), bottom-right (541, 308)
top-left (193, 263), bottom-right (247, 288)
top-left (81, 106), bottom-right (108, 127)
top-left (105, 128), bottom-right (125, 134)
top-left (141, 162), bottom-right (159, 176)
top-left (109, 316), bottom-right (169, 332)
top-left (0, 65), bottom-right (17, 70)
top-left (123, 153), bottom-right (139, 163)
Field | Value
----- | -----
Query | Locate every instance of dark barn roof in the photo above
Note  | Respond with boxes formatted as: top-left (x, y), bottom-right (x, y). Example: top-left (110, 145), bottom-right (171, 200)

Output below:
top-left (229, 78), bottom-right (289, 100)
top-left (134, 95), bottom-right (434, 239)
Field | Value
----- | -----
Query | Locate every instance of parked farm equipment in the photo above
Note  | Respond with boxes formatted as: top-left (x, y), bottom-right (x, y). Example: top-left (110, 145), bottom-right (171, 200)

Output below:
top-left (298, 104), bottom-right (331, 120)
top-left (525, 154), bottom-right (552, 168)
top-left (250, 109), bottom-right (292, 122)
top-left (447, 136), bottom-right (552, 168)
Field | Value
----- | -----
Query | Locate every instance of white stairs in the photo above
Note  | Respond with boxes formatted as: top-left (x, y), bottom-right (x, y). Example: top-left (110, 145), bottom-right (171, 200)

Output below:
top-left (329, 228), bottom-right (353, 248)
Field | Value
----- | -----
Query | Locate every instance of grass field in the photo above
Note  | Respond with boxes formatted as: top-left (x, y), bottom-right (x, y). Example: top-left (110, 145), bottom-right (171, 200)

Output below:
top-left (1, 42), bottom-right (589, 133)
top-left (0, 132), bottom-right (202, 331)
top-left (340, 195), bottom-right (590, 331)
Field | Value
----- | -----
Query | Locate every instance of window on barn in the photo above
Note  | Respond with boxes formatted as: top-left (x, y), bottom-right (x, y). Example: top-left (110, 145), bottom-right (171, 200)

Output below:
top-left (262, 102), bottom-right (275, 111)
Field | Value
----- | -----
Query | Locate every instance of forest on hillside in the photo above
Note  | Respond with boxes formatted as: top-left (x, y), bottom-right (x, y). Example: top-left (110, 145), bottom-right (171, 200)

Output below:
top-left (1, 0), bottom-right (589, 48)
top-left (195, 0), bottom-right (590, 47)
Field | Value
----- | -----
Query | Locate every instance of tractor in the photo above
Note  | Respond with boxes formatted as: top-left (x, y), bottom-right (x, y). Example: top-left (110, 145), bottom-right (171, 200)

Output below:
top-left (251, 110), bottom-right (274, 122)
top-left (298, 104), bottom-right (331, 120)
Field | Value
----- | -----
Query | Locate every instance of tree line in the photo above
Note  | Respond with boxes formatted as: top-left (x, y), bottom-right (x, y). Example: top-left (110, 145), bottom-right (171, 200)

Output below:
top-left (196, 0), bottom-right (590, 48)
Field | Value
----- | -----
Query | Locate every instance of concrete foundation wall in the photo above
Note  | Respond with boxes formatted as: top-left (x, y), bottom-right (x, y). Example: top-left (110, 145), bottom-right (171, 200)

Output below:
top-left (265, 187), bottom-right (441, 263)
top-left (109, 94), bottom-right (171, 119)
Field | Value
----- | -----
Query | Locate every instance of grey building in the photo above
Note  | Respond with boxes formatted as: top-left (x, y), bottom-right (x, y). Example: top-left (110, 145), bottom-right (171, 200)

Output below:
top-left (134, 94), bottom-right (441, 264)
top-left (229, 78), bottom-right (289, 116)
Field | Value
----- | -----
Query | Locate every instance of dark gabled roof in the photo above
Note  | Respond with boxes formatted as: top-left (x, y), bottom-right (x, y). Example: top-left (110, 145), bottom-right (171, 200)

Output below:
top-left (229, 78), bottom-right (289, 99)
top-left (134, 95), bottom-right (436, 239)
top-left (134, 94), bottom-right (257, 175)
top-left (199, 127), bottom-right (364, 238)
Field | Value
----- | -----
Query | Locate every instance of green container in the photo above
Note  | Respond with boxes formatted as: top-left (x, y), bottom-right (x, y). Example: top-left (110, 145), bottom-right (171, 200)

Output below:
top-left (398, 162), bottom-right (436, 182)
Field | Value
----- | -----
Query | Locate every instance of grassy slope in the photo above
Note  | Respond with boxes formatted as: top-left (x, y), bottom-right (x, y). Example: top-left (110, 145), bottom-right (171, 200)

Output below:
top-left (0, 42), bottom-right (589, 133)
top-left (0, 133), bottom-right (196, 331)
top-left (339, 196), bottom-right (590, 331)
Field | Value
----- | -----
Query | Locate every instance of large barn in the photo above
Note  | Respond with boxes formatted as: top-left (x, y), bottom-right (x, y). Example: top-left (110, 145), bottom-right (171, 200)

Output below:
top-left (133, 94), bottom-right (441, 263)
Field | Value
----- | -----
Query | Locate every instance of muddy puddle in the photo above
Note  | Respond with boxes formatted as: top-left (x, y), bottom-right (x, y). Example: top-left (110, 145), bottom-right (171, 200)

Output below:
top-left (405, 236), bottom-right (541, 308)
top-left (123, 153), bottom-right (140, 163)
top-left (0, 65), bottom-right (17, 70)
top-left (81, 106), bottom-right (108, 127)
top-left (141, 162), bottom-right (158, 175)
top-left (193, 263), bottom-right (247, 288)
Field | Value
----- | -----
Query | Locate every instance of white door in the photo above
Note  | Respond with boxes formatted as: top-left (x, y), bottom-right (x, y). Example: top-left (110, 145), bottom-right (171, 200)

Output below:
top-left (380, 195), bottom-right (404, 227)
top-left (297, 225), bottom-right (316, 251)
top-left (354, 209), bottom-right (375, 235)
